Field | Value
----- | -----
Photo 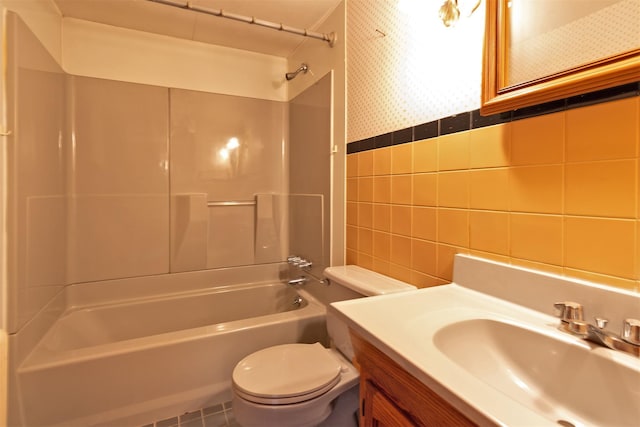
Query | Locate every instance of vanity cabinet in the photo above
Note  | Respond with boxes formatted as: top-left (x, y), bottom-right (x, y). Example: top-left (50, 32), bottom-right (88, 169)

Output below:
top-left (351, 330), bottom-right (476, 427)
top-left (362, 380), bottom-right (414, 426)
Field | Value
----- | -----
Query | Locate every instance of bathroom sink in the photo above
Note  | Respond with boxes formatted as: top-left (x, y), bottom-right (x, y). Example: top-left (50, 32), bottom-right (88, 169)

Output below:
top-left (329, 255), bottom-right (640, 427)
top-left (433, 318), bottom-right (640, 426)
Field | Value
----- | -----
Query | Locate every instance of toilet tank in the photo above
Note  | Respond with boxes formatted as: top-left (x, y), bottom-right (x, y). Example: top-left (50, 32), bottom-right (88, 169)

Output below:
top-left (324, 266), bottom-right (416, 361)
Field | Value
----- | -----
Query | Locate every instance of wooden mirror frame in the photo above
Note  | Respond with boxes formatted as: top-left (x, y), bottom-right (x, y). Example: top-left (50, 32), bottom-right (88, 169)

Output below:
top-left (481, 0), bottom-right (640, 115)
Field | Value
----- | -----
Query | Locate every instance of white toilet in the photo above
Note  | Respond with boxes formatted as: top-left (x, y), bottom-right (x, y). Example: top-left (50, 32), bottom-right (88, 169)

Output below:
top-left (231, 265), bottom-right (416, 427)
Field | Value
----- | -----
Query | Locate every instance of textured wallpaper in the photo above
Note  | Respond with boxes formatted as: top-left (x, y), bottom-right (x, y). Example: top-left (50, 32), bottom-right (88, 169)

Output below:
top-left (347, 0), bottom-right (484, 142)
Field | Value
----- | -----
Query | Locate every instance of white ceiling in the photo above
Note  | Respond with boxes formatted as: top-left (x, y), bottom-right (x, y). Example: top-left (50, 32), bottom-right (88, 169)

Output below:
top-left (53, 0), bottom-right (342, 57)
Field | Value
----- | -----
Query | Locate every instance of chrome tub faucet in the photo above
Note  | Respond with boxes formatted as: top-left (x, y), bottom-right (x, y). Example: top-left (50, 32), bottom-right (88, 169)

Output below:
top-left (288, 276), bottom-right (309, 286)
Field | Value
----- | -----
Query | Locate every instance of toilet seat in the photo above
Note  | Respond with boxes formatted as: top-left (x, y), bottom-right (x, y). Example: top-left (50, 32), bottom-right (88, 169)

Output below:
top-left (232, 343), bottom-right (342, 405)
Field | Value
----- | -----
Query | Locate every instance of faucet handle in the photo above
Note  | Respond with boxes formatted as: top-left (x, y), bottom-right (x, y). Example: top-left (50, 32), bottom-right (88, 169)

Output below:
top-left (622, 319), bottom-right (640, 345)
top-left (554, 301), bottom-right (584, 323)
top-left (287, 255), bottom-right (302, 265)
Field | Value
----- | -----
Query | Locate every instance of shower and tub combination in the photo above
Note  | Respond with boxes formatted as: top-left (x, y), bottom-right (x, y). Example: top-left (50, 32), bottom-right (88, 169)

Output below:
top-left (16, 260), bottom-right (417, 427)
top-left (16, 264), bottom-right (328, 426)
top-left (5, 7), bottom-right (339, 426)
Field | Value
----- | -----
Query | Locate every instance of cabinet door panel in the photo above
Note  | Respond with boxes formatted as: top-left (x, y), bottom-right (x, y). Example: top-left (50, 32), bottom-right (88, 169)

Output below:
top-left (363, 380), bottom-right (414, 427)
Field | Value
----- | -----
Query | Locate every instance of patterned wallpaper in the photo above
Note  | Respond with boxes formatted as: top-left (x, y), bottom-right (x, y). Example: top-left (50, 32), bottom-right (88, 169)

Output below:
top-left (347, 0), bottom-right (484, 142)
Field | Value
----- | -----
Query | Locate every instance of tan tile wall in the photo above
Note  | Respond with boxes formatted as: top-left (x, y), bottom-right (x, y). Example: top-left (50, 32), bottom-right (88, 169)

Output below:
top-left (346, 97), bottom-right (640, 292)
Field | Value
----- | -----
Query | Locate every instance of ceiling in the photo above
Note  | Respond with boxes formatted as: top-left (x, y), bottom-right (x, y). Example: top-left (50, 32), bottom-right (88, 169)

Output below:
top-left (53, 0), bottom-right (342, 57)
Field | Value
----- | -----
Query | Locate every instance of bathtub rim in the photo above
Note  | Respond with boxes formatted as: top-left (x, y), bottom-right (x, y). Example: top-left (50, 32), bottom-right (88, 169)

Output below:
top-left (62, 278), bottom-right (306, 317)
top-left (19, 286), bottom-right (326, 371)
top-left (65, 262), bottom-right (289, 311)
top-left (10, 262), bottom-right (290, 369)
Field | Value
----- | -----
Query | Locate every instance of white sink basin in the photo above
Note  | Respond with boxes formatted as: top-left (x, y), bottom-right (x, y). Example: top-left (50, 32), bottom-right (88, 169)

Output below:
top-left (329, 255), bottom-right (640, 427)
top-left (434, 318), bottom-right (640, 426)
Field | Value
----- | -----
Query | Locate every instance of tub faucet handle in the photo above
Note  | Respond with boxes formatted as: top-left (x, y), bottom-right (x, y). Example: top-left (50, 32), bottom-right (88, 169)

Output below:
top-left (287, 255), bottom-right (302, 265)
top-left (554, 301), bottom-right (584, 323)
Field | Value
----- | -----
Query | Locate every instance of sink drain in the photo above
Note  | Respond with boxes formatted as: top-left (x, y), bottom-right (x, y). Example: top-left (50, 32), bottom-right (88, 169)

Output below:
top-left (557, 420), bottom-right (576, 427)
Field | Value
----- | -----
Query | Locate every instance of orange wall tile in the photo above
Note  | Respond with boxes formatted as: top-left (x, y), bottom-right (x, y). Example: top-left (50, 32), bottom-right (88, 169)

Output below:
top-left (390, 235), bottom-right (412, 268)
top-left (391, 205), bottom-right (412, 236)
top-left (391, 175), bottom-right (412, 205)
top-left (510, 213), bottom-right (563, 265)
top-left (439, 133), bottom-right (469, 171)
top-left (438, 171), bottom-right (469, 208)
top-left (346, 202), bottom-right (358, 225)
top-left (565, 160), bottom-right (636, 218)
top-left (509, 165), bottom-right (563, 214)
top-left (413, 139), bottom-right (438, 172)
top-left (469, 124), bottom-right (510, 168)
top-left (469, 168), bottom-right (509, 210)
top-left (391, 143), bottom-right (413, 174)
top-left (358, 203), bottom-right (373, 229)
top-left (373, 147), bottom-right (391, 175)
top-left (511, 112), bottom-right (564, 165)
top-left (373, 204), bottom-right (391, 232)
top-left (564, 216), bottom-right (636, 279)
top-left (566, 98), bottom-right (638, 162)
top-left (412, 207), bottom-right (437, 241)
top-left (358, 177), bottom-right (374, 202)
top-left (412, 173), bottom-right (437, 206)
top-left (411, 239), bottom-right (437, 276)
top-left (357, 151), bottom-right (374, 176)
top-left (373, 231), bottom-right (391, 260)
top-left (346, 96), bottom-right (640, 291)
top-left (438, 208), bottom-right (469, 247)
top-left (347, 154), bottom-right (358, 177)
top-left (469, 211), bottom-right (509, 256)
top-left (373, 176), bottom-right (391, 203)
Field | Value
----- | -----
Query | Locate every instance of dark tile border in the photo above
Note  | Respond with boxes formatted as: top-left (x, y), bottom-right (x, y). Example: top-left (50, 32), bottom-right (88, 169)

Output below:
top-left (393, 127), bottom-right (413, 145)
top-left (414, 121), bottom-right (438, 140)
top-left (440, 112), bottom-right (471, 135)
top-left (374, 132), bottom-right (392, 148)
top-left (347, 81), bottom-right (640, 154)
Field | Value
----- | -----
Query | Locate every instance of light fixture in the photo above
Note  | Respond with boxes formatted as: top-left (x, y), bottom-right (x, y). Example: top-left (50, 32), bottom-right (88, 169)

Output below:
top-left (439, 0), bottom-right (481, 27)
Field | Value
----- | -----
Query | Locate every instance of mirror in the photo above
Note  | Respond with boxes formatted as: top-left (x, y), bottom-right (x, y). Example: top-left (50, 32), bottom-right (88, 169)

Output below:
top-left (481, 0), bottom-right (640, 115)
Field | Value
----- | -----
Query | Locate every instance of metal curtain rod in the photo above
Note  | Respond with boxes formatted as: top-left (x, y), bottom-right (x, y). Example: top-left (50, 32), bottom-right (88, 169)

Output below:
top-left (148, 0), bottom-right (337, 47)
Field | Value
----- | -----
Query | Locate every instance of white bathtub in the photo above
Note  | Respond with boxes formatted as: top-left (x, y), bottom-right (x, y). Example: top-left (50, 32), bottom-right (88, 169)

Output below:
top-left (17, 281), bottom-right (327, 426)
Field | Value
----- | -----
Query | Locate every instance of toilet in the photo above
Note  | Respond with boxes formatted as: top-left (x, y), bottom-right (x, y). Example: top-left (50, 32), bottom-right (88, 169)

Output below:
top-left (231, 265), bottom-right (416, 427)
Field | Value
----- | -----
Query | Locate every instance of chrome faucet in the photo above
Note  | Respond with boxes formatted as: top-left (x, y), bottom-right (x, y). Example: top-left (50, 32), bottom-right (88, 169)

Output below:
top-left (554, 301), bottom-right (640, 357)
top-left (287, 255), bottom-right (313, 270)
top-left (288, 276), bottom-right (308, 286)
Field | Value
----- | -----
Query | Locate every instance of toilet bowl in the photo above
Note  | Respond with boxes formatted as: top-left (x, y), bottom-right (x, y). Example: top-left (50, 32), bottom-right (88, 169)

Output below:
top-left (232, 343), bottom-right (359, 427)
top-left (231, 266), bottom-right (416, 427)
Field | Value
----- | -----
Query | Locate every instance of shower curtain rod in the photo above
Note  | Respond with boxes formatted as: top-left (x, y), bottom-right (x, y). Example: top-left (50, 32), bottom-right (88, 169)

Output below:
top-left (148, 0), bottom-right (337, 47)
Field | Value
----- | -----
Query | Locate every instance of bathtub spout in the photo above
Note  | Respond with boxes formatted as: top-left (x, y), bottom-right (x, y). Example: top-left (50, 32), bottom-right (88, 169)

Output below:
top-left (288, 276), bottom-right (308, 286)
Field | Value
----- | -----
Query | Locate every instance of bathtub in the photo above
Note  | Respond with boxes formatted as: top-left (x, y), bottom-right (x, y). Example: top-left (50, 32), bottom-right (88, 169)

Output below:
top-left (16, 281), bottom-right (327, 427)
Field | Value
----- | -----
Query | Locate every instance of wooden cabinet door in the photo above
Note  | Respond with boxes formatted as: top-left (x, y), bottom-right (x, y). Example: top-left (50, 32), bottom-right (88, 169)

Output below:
top-left (352, 331), bottom-right (477, 427)
top-left (362, 380), bottom-right (415, 427)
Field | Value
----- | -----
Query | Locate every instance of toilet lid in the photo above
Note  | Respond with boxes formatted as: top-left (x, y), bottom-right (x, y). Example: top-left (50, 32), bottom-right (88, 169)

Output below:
top-left (233, 343), bottom-right (341, 403)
